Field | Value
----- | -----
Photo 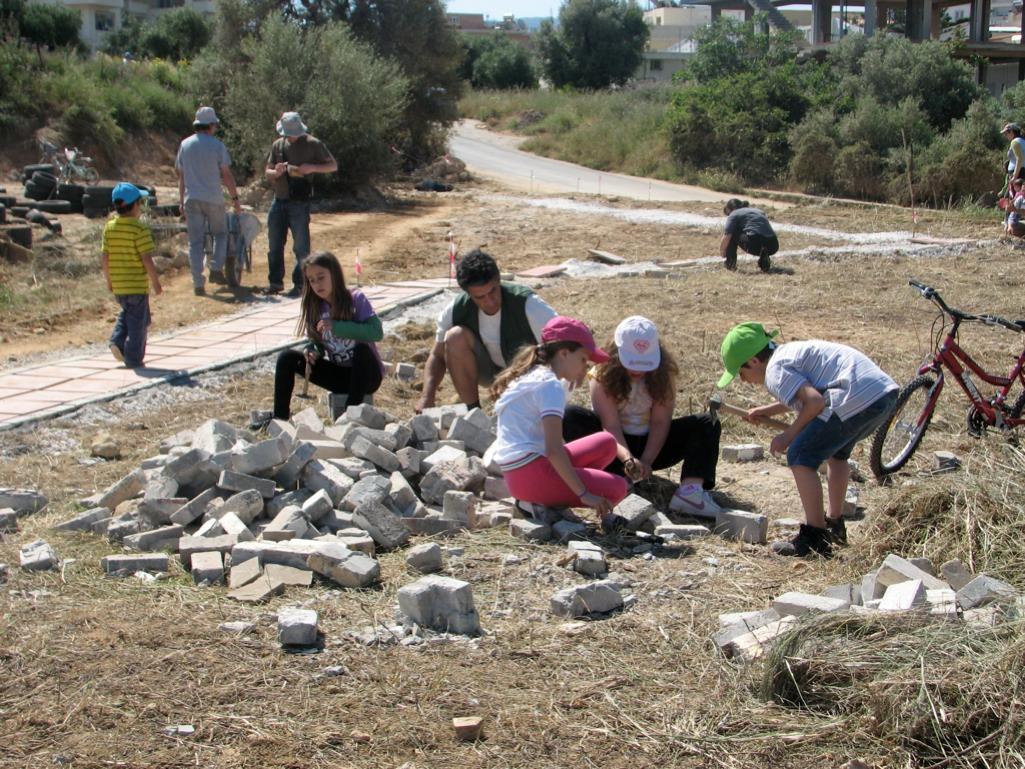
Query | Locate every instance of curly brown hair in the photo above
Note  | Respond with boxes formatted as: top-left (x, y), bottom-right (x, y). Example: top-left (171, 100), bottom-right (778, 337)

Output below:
top-left (593, 342), bottom-right (678, 406)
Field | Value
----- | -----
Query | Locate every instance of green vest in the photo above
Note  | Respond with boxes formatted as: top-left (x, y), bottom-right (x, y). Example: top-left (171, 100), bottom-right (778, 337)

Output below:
top-left (451, 282), bottom-right (537, 366)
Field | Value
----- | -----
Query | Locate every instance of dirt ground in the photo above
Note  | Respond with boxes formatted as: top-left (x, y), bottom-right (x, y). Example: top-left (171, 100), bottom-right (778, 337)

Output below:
top-left (0, 166), bottom-right (1021, 768)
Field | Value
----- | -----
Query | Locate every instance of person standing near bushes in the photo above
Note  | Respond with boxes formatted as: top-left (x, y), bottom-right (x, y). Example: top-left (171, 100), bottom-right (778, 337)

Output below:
top-left (265, 112), bottom-right (338, 298)
top-left (175, 106), bottom-right (242, 296)
top-left (720, 198), bottom-right (778, 272)
top-left (1000, 123), bottom-right (1025, 199)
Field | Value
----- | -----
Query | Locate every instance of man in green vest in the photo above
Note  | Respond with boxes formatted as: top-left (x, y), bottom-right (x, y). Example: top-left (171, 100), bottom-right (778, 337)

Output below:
top-left (416, 249), bottom-right (558, 412)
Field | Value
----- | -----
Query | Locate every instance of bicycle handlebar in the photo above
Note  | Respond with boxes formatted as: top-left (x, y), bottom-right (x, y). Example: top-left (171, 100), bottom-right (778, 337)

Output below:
top-left (908, 279), bottom-right (1025, 333)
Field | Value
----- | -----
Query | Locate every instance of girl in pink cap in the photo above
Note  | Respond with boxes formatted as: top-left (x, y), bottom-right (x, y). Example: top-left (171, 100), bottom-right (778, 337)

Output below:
top-left (490, 316), bottom-right (629, 529)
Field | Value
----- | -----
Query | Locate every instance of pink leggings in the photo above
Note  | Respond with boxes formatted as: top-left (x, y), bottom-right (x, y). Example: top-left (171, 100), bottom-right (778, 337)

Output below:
top-left (503, 431), bottom-right (629, 508)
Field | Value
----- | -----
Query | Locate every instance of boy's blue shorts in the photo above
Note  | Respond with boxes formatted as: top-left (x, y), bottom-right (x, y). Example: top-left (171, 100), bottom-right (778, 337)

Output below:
top-left (787, 391), bottom-right (898, 469)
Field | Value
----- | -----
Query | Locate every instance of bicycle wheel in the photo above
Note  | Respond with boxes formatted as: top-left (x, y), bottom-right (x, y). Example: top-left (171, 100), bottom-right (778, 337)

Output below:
top-left (870, 374), bottom-right (939, 480)
top-left (81, 167), bottom-right (99, 184)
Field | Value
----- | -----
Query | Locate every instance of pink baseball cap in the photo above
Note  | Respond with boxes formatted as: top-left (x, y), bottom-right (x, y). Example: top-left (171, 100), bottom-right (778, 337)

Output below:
top-left (541, 316), bottom-right (609, 363)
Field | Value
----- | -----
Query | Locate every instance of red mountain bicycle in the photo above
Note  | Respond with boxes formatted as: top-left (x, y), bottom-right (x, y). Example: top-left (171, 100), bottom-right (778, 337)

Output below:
top-left (870, 280), bottom-right (1025, 480)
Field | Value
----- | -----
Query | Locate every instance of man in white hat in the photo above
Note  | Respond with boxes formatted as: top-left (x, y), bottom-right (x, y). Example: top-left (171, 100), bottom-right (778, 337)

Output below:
top-left (264, 111), bottom-right (337, 297)
top-left (175, 105), bottom-right (242, 296)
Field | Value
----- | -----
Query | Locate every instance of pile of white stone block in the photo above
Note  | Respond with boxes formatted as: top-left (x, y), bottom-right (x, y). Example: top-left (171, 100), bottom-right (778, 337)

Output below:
top-left (0, 488), bottom-right (48, 535)
top-left (715, 553), bottom-right (1022, 661)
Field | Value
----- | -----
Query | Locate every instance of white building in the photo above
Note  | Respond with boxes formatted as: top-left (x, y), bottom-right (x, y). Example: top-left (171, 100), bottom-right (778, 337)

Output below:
top-left (29, 0), bottom-right (215, 51)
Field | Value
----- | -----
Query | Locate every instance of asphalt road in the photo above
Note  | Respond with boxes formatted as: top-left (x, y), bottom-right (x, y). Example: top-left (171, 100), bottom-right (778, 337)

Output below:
top-left (449, 119), bottom-right (774, 206)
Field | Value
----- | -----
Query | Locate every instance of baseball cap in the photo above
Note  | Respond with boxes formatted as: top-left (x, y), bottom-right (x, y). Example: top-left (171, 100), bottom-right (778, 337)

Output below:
top-left (276, 111), bottom-right (308, 138)
top-left (193, 106), bottom-right (218, 126)
top-left (541, 316), bottom-right (609, 363)
top-left (614, 316), bottom-right (660, 372)
top-left (111, 182), bottom-right (149, 206)
top-left (717, 322), bottom-right (778, 389)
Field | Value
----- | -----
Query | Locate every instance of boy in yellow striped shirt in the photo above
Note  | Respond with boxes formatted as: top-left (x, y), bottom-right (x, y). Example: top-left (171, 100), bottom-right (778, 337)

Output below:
top-left (102, 183), bottom-right (162, 368)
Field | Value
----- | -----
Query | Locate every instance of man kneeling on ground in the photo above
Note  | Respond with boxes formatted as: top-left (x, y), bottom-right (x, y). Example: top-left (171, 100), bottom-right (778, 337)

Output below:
top-left (416, 249), bottom-right (558, 412)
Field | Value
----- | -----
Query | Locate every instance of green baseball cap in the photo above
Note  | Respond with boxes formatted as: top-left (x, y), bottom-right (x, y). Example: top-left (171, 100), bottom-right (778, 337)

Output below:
top-left (717, 322), bottom-right (779, 388)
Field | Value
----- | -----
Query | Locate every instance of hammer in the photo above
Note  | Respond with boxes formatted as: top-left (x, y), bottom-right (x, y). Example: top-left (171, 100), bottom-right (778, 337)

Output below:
top-left (708, 392), bottom-right (790, 430)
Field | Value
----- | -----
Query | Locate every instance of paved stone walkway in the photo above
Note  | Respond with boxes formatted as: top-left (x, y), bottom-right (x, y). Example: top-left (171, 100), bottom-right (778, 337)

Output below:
top-left (0, 278), bottom-right (453, 431)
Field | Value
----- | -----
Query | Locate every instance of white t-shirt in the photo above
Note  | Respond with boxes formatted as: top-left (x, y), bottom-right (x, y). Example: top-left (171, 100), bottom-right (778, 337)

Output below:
top-left (492, 366), bottom-right (570, 470)
top-left (435, 292), bottom-right (558, 367)
top-left (765, 340), bottom-right (897, 422)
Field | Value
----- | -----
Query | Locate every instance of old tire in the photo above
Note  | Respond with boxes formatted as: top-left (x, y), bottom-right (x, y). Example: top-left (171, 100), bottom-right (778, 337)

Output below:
top-left (24, 182), bottom-right (53, 201)
top-left (82, 206), bottom-right (110, 220)
top-left (1, 224), bottom-right (32, 249)
top-left (31, 199), bottom-right (73, 215)
top-left (57, 183), bottom-right (85, 202)
top-left (22, 163), bottom-right (58, 182)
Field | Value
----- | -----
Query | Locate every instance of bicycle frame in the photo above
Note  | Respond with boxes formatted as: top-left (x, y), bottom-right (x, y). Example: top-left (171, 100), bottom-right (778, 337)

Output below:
top-left (918, 316), bottom-right (1025, 431)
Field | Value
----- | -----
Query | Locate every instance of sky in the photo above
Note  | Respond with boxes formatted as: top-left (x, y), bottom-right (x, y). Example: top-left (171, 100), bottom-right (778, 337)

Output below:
top-left (443, 1), bottom-right (558, 19)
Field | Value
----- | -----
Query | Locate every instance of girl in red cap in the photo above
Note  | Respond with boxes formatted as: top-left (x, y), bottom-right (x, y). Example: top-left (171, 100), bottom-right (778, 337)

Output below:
top-left (490, 316), bottom-right (629, 529)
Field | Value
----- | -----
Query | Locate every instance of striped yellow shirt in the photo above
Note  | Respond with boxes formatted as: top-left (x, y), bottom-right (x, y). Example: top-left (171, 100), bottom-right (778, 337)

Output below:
top-left (102, 215), bottom-right (155, 295)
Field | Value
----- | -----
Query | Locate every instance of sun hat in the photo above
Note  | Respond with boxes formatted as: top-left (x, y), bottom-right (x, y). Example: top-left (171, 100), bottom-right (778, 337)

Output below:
top-left (541, 316), bottom-right (609, 363)
top-left (717, 322), bottom-right (778, 389)
top-left (1003, 123), bottom-right (1021, 134)
top-left (193, 106), bottom-right (218, 126)
top-left (111, 182), bottom-right (149, 206)
top-left (276, 111), bottom-right (308, 138)
top-left (613, 316), bottom-right (660, 372)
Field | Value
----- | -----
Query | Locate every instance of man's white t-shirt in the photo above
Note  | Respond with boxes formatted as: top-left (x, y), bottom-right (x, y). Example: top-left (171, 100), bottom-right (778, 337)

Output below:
top-left (435, 293), bottom-right (558, 367)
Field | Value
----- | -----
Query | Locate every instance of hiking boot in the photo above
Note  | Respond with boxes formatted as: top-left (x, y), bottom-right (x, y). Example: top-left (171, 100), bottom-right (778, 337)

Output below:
top-left (193, 285), bottom-right (205, 296)
top-left (770, 524), bottom-right (833, 558)
top-left (825, 516), bottom-right (847, 546)
top-left (209, 269), bottom-right (228, 285)
top-left (668, 484), bottom-right (722, 519)
top-left (109, 343), bottom-right (124, 364)
top-left (757, 252), bottom-right (772, 272)
top-left (266, 283), bottom-right (285, 295)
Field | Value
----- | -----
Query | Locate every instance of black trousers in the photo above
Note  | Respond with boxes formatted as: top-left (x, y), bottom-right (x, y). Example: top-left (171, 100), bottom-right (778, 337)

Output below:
top-left (562, 404), bottom-right (721, 489)
top-left (273, 345), bottom-right (382, 419)
top-left (724, 233), bottom-right (779, 262)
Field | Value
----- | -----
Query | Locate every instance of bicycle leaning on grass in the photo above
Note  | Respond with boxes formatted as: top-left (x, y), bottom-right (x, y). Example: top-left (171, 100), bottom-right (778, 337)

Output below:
top-left (869, 280), bottom-right (1025, 480)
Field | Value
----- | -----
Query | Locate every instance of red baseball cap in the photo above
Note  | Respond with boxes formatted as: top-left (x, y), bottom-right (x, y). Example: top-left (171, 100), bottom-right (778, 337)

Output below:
top-left (541, 316), bottom-right (609, 363)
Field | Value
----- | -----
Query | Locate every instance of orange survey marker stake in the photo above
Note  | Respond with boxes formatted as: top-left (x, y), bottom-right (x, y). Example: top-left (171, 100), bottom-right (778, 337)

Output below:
top-left (354, 247), bottom-right (362, 287)
top-left (447, 231), bottom-right (457, 285)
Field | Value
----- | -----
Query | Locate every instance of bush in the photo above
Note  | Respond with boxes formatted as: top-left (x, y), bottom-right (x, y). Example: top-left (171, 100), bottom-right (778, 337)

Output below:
top-left (468, 35), bottom-right (536, 90)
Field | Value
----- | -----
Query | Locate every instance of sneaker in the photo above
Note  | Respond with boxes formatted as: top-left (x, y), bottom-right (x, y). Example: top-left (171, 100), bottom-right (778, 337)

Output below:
top-left (209, 269), bottom-right (227, 285)
top-left (770, 524), bottom-right (833, 558)
top-left (193, 285), bottom-right (206, 296)
top-left (266, 284), bottom-right (285, 295)
top-left (668, 484), bottom-right (723, 519)
top-left (825, 516), bottom-right (847, 546)
top-left (285, 286), bottom-right (302, 299)
top-left (757, 252), bottom-right (772, 272)
top-left (109, 344), bottom-right (124, 364)
top-left (515, 500), bottom-right (567, 525)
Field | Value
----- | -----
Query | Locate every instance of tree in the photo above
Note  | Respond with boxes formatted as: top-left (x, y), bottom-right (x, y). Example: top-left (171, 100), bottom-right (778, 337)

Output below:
top-left (537, 0), bottom-right (649, 89)
top-left (139, 7), bottom-right (211, 61)
top-left (682, 15), bottom-right (804, 83)
top-left (18, 3), bottom-right (79, 60)
top-left (461, 34), bottom-right (536, 90)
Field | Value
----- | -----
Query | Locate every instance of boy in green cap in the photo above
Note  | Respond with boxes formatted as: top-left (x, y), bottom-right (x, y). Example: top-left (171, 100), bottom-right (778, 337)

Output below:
top-left (717, 323), bottom-right (898, 557)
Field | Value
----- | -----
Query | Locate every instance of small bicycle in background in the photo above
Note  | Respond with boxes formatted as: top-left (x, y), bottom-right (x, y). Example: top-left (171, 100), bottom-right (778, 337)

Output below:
top-left (37, 139), bottom-right (100, 184)
top-left (869, 280), bottom-right (1025, 480)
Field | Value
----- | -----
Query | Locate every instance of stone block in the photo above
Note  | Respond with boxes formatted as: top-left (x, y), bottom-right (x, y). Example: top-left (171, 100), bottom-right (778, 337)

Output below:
top-left (94, 470), bottom-right (147, 511)
top-left (655, 523), bottom-right (712, 540)
top-left (876, 554), bottom-right (948, 591)
top-left (162, 448), bottom-right (212, 486)
top-left (861, 570), bottom-right (885, 602)
top-left (292, 406), bottom-right (325, 437)
top-left (306, 439), bottom-right (347, 460)
top-left (719, 616), bottom-right (799, 661)
top-left (452, 716), bottom-right (484, 742)
top-left (218, 489), bottom-right (264, 525)
top-left (551, 580), bottom-right (623, 618)
top-left (123, 524), bottom-right (184, 552)
top-left (318, 509), bottom-right (355, 532)
top-left (940, 559), bottom-right (973, 591)
top-left (552, 518), bottom-right (589, 542)
top-left (822, 583), bottom-right (862, 606)
top-left (346, 434), bottom-right (400, 472)
top-left (395, 362), bottom-right (416, 381)
top-left (345, 403), bottom-right (388, 430)
top-left (568, 541), bottom-right (607, 576)
top-left (106, 513), bottom-right (142, 542)
top-left (714, 509), bottom-right (768, 544)
top-left (713, 608), bottom-right (782, 650)
top-left (265, 563), bottom-right (313, 587)
top-left (54, 506), bottom-right (111, 532)
top-left (266, 489), bottom-right (314, 518)
top-left (385, 422), bottom-right (413, 451)
top-left (721, 444), bottom-right (764, 462)
top-left (510, 518), bottom-right (551, 542)
top-left (306, 542), bottom-right (381, 587)
top-left (19, 539), bottom-right (58, 571)
top-left (401, 517), bottom-right (465, 537)
top-left (842, 486), bottom-right (860, 517)
top-left (219, 511), bottom-right (254, 542)
top-left (396, 448), bottom-right (426, 479)
top-left (159, 428), bottom-right (194, 453)
top-left (101, 553), bottom-right (169, 574)
top-left (483, 476), bottom-right (510, 502)
top-left (878, 579), bottom-right (926, 611)
top-left (267, 419), bottom-right (296, 442)
top-left (343, 474), bottom-right (391, 512)
top-left (447, 416), bottom-right (495, 455)
top-left (421, 404), bottom-right (467, 431)
top-left (909, 557), bottom-right (936, 577)
top-left (934, 450), bottom-right (961, 471)
top-left (170, 488), bottom-right (220, 526)
top-left (409, 414), bottom-right (439, 444)
top-left (397, 575), bottom-right (481, 635)
top-left (0, 488), bottom-right (48, 515)
top-left (191, 551), bottom-right (225, 584)
top-left (442, 491), bottom-right (475, 525)
top-left (0, 508), bottom-right (17, 532)
top-left (178, 534), bottom-right (236, 568)
top-left (264, 506), bottom-right (313, 541)
top-left (337, 533), bottom-right (375, 556)
top-left (228, 574), bottom-right (285, 603)
top-left (229, 557), bottom-right (262, 589)
top-left (421, 445), bottom-right (468, 472)
top-left (420, 457), bottom-right (487, 504)
top-left (388, 472), bottom-right (419, 516)
top-left (344, 426), bottom-right (399, 453)
top-left (301, 489), bottom-right (334, 522)
top-left (406, 542), bottom-right (444, 573)
top-left (926, 588), bottom-right (958, 617)
top-left (772, 591), bottom-right (850, 617)
top-left (218, 469), bottom-right (277, 499)
top-left (137, 497), bottom-right (186, 525)
top-left (302, 460), bottom-right (356, 506)
top-left (144, 476), bottom-right (180, 501)
top-left (464, 407), bottom-right (494, 433)
top-left (956, 574), bottom-right (1018, 610)
top-left (230, 436), bottom-right (289, 476)
top-left (612, 494), bottom-right (656, 532)
top-left (274, 440), bottom-right (318, 488)
top-left (353, 500), bottom-right (410, 550)
top-left (191, 419), bottom-right (239, 454)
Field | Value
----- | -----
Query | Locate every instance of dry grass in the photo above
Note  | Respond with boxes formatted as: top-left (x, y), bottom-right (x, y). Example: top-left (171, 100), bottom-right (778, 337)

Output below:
top-left (2, 189), bottom-right (1025, 768)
